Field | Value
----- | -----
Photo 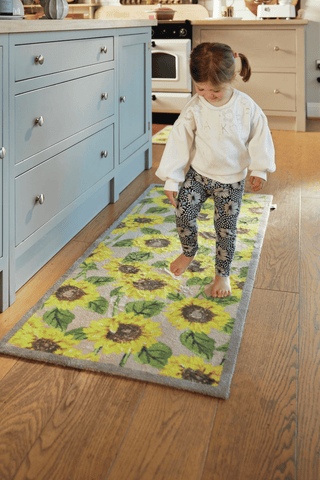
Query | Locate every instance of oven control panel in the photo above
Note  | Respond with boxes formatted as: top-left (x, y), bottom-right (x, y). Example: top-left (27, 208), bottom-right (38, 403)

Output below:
top-left (152, 21), bottom-right (192, 40)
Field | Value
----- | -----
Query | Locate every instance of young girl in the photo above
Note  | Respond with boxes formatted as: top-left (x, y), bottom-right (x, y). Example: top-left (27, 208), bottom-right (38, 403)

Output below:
top-left (156, 42), bottom-right (276, 298)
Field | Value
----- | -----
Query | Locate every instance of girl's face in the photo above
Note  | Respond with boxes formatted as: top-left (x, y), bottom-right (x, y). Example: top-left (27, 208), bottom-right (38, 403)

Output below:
top-left (195, 82), bottom-right (225, 104)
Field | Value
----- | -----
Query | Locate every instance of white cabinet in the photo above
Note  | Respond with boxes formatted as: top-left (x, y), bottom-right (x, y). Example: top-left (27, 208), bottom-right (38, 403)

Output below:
top-left (192, 21), bottom-right (308, 131)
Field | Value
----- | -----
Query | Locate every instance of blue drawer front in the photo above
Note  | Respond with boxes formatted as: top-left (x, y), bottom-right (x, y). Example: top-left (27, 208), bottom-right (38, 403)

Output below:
top-left (15, 124), bottom-right (114, 246)
top-left (15, 37), bottom-right (114, 81)
top-left (15, 69), bottom-right (114, 164)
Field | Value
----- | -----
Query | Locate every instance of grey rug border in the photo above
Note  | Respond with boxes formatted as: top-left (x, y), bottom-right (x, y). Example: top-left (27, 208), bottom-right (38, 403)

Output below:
top-left (0, 184), bottom-right (273, 400)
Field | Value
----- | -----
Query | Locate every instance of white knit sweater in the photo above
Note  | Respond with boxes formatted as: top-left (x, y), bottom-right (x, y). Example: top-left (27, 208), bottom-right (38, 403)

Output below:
top-left (156, 89), bottom-right (276, 192)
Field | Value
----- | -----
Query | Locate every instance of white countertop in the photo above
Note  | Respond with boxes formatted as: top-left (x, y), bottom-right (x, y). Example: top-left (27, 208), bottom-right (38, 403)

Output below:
top-left (0, 18), bottom-right (157, 34)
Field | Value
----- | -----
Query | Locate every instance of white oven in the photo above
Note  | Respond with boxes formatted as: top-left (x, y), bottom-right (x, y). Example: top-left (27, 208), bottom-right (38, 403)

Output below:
top-left (151, 23), bottom-right (192, 114)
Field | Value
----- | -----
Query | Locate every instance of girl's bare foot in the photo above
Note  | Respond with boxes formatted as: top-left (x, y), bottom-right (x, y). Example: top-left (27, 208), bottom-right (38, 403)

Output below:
top-left (204, 275), bottom-right (232, 298)
top-left (170, 254), bottom-right (195, 276)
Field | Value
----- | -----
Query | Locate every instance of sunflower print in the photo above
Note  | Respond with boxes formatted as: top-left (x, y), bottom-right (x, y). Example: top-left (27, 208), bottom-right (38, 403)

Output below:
top-left (103, 257), bottom-right (155, 279)
top-left (113, 270), bottom-right (180, 300)
top-left (183, 254), bottom-right (215, 279)
top-left (153, 195), bottom-right (173, 209)
top-left (9, 314), bottom-right (82, 355)
top-left (84, 243), bottom-right (113, 263)
top-left (159, 355), bottom-right (223, 385)
top-left (164, 297), bottom-right (231, 334)
top-left (133, 234), bottom-right (181, 254)
top-left (84, 312), bottom-right (162, 355)
top-left (44, 278), bottom-right (100, 311)
top-left (234, 247), bottom-right (254, 262)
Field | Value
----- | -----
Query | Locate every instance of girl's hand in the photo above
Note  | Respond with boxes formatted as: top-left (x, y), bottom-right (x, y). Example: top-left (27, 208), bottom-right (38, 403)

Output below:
top-left (164, 190), bottom-right (177, 207)
top-left (250, 176), bottom-right (265, 192)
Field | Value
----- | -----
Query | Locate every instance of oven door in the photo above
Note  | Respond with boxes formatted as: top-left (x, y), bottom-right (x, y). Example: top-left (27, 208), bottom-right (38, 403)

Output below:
top-left (152, 39), bottom-right (191, 92)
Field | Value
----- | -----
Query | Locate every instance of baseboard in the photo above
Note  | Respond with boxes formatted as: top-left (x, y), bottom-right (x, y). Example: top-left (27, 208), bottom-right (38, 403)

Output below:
top-left (307, 103), bottom-right (320, 118)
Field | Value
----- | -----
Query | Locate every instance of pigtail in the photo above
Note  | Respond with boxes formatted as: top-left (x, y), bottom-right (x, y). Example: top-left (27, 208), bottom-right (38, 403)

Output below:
top-left (238, 53), bottom-right (251, 82)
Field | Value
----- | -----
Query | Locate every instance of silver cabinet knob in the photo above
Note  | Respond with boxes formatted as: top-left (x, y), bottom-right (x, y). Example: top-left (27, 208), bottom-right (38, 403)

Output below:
top-left (274, 46), bottom-right (280, 51)
top-left (101, 93), bottom-right (108, 100)
top-left (35, 55), bottom-right (44, 65)
top-left (120, 96), bottom-right (126, 103)
top-left (35, 116), bottom-right (44, 126)
top-left (101, 46), bottom-right (108, 53)
top-left (274, 89), bottom-right (280, 94)
top-left (0, 147), bottom-right (6, 159)
top-left (101, 150), bottom-right (108, 158)
top-left (35, 194), bottom-right (45, 205)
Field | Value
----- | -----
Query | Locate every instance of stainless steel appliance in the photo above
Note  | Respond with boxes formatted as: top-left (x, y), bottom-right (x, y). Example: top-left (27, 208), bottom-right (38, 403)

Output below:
top-left (151, 21), bottom-right (192, 114)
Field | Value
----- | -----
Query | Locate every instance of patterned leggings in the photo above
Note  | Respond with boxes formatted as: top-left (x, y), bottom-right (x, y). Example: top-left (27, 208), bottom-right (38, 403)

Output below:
top-left (175, 166), bottom-right (245, 277)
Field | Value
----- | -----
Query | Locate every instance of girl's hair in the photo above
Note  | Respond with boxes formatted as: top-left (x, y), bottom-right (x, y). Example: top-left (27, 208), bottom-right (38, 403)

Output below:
top-left (190, 42), bottom-right (251, 87)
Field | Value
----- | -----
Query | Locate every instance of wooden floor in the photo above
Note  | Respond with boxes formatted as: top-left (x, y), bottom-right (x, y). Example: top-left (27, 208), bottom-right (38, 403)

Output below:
top-left (0, 122), bottom-right (320, 480)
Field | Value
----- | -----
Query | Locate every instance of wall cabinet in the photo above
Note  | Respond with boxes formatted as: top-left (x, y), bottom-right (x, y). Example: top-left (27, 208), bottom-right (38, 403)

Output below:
top-left (192, 21), bottom-right (307, 131)
top-left (0, 25), bottom-right (152, 311)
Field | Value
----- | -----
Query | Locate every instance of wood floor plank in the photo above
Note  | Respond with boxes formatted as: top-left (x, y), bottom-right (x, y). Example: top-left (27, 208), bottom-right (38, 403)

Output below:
top-left (12, 373), bottom-right (146, 480)
top-left (0, 361), bottom-right (78, 480)
top-left (0, 355), bottom-right (19, 382)
top-left (105, 383), bottom-right (218, 480)
top-left (201, 289), bottom-right (298, 480)
top-left (253, 200), bottom-right (300, 293)
top-left (297, 197), bottom-right (320, 480)
top-left (300, 133), bottom-right (320, 198)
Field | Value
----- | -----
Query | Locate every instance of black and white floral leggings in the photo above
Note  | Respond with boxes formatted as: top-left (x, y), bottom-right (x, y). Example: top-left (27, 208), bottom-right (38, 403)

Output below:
top-left (175, 166), bottom-right (245, 277)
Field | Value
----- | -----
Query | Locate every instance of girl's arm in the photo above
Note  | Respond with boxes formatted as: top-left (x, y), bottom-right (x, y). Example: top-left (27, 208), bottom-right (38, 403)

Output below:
top-left (248, 111), bottom-right (276, 181)
top-left (155, 111), bottom-right (195, 192)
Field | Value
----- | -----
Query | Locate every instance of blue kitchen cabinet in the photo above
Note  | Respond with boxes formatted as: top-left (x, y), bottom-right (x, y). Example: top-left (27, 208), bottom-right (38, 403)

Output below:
top-left (1, 25), bottom-right (153, 309)
top-left (0, 37), bottom-right (9, 312)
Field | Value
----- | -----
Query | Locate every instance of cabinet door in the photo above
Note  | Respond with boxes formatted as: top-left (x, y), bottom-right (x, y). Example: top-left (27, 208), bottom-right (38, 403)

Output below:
top-left (0, 45), bottom-right (3, 260)
top-left (118, 33), bottom-right (151, 164)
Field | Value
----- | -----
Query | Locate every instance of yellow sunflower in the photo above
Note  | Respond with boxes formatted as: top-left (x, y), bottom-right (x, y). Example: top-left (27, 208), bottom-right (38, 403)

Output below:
top-left (230, 274), bottom-right (245, 298)
top-left (44, 278), bottom-right (100, 311)
top-left (103, 257), bottom-right (155, 279)
top-left (124, 214), bottom-right (164, 228)
top-left (83, 312), bottom-right (162, 355)
top-left (114, 270), bottom-right (180, 300)
top-left (159, 354), bottom-right (223, 385)
top-left (9, 314), bottom-right (82, 356)
top-left (164, 297), bottom-right (231, 334)
top-left (234, 248), bottom-right (253, 262)
top-left (183, 254), bottom-right (215, 279)
top-left (84, 243), bottom-right (113, 263)
top-left (236, 223), bottom-right (259, 240)
top-left (153, 195), bottom-right (173, 209)
top-left (133, 234), bottom-right (180, 254)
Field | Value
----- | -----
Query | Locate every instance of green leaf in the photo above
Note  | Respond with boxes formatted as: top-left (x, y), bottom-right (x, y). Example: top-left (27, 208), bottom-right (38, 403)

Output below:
top-left (216, 341), bottom-right (229, 352)
top-left (146, 206), bottom-right (170, 214)
top-left (221, 318), bottom-right (235, 335)
top-left (152, 261), bottom-right (169, 268)
top-left (186, 277), bottom-right (206, 287)
top-left (134, 342), bottom-right (172, 369)
top-left (239, 216), bottom-right (259, 225)
top-left (125, 300), bottom-right (166, 318)
top-left (110, 286), bottom-right (123, 297)
top-left (167, 292), bottom-right (185, 301)
top-left (197, 246), bottom-right (212, 256)
top-left (201, 202), bottom-right (215, 211)
top-left (242, 238), bottom-right (255, 247)
top-left (141, 198), bottom-right (156, 204)
top-left (140, 227), bottom-right (162, 235)
top-left (239, 266), bottom-right (249, 279)
top-left (210, 296), bottom-right (239, 307)
top-left (86, 276), bottom-right (115, 287)
top-left (79, 261), bottom-right (98, 271)
top-left (65, 328), bottom-right (88, 341)
top-left (86, 296), bottom-right (109, 315)
top-left (163, 215), bottom-right (176, 223)
top-left (113, 239), bottom-right (134, 248)
top-left (123, 252), bottom-right (153, 263)
top-left (43, 308), bottom-right (75, 332)
top-left (180, 329), bottom-right (216, 360)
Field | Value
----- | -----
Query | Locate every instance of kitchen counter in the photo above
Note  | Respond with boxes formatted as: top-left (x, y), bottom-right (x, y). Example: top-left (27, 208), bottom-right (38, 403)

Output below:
top-left (0, 18), bottom-right (156, 34)
top-left (191, 19), bottom-right (308, 25)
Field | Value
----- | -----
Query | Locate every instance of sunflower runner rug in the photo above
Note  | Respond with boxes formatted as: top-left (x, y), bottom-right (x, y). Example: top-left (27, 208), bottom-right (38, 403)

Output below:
top-left (152, 126), bottom-right (173, 144)
top-left (0, 185), bottom-right (273, 399)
